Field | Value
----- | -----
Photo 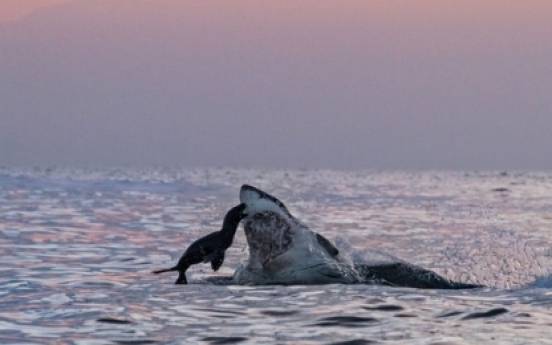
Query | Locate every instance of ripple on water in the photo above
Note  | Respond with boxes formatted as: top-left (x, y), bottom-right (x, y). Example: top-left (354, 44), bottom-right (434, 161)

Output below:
top-left (96, 318), bottom-right (133, 325)
top-left (362, 304), bottom-right (404, 312)
top-left (1, 168), bottom-right (552, 344)
top-left (312, 316), bottom-right (380, 328)
top-left (461, 308), bottom-right (509, 320)
top-left (200, 336), bottom-right (249, 344)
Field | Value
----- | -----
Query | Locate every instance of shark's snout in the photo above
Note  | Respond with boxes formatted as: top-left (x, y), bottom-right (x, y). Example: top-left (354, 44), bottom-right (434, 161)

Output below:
top-left (240, 184), bottom-right (293, 219)
top-left (240, 184), bottom-right (263, 204)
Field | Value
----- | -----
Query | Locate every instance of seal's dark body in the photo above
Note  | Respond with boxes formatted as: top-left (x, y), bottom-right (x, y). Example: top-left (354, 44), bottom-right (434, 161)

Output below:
top-left (153, 203), bottom-right (245, 284)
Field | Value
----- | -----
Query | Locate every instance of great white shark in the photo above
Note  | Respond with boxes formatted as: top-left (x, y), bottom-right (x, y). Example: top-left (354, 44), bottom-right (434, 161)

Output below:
top-left (234, 184), bottom-right (482, 289)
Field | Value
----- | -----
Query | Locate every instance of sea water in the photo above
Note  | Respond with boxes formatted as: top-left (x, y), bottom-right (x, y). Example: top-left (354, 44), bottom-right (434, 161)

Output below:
top-left (1, 167), bottom-right (551, 344)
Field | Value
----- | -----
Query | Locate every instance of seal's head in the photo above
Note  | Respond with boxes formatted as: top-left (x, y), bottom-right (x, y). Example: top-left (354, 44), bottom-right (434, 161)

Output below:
top-left (222, 203), bottom-right (247, 228)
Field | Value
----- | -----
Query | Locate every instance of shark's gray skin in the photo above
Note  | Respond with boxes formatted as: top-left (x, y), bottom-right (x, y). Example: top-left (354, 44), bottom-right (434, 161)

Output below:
top-left (153, 203), bottom-right (246, 284)
top-left (235, 184), bottom-right (482, 289)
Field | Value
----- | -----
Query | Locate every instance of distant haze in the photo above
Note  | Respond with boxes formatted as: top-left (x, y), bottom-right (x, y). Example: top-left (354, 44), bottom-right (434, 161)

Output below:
top-left (1, 0), bottom-right (551, 170)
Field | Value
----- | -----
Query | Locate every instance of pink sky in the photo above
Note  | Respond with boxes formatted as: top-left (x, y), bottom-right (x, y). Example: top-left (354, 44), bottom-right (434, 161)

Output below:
top-left (0, 0), bottom-right (72, 22)
top-left (0, 1), bottom-right (547, 24)
top-left (1, 1), bottom-right (551, 169)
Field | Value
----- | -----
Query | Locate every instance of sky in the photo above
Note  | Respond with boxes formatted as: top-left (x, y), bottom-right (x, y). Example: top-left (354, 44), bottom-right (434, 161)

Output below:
top-left (1, 0), bottom-right (551, 170)
top-left (0, 0), bottom-right (72, 22)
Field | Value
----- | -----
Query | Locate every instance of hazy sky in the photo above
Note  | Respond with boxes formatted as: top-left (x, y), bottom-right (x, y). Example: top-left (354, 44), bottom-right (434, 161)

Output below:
top-left (1, 0), bottom-right (551, 170)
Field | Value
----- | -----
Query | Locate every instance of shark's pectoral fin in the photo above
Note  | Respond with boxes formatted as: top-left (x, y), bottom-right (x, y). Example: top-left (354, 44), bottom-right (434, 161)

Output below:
top-left (315, 233), bottom-right (339, 257)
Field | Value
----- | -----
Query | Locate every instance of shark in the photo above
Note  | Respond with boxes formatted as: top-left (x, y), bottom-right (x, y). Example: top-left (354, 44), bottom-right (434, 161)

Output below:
top-left (233, 184), bottom-right (482, 289)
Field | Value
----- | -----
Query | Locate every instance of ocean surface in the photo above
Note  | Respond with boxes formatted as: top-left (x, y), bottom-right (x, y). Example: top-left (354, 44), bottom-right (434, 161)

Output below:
top-left (1, 167), bottom-right (552, 344)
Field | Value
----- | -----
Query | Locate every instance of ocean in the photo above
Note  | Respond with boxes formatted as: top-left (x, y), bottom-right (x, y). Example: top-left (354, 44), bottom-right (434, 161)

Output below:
top-left (1, 167), bottom-right (551, 344)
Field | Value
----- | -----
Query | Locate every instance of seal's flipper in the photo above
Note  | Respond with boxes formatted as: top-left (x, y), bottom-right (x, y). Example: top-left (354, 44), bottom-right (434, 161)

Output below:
top-left (210, 251), bottom-right (225, 271)
top-left (175, 271), bottom-right (188, 284)
top-left (315, 233), bottom-right (339, 257)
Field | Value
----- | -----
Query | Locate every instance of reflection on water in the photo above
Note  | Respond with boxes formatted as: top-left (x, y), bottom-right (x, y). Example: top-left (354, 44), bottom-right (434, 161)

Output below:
top-left (1, 168), bottom-right (552, 344)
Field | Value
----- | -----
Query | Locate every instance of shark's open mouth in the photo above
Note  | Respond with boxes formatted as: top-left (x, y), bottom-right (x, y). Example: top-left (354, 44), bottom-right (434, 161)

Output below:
top-left (243, 211), bottom-right (293, 267)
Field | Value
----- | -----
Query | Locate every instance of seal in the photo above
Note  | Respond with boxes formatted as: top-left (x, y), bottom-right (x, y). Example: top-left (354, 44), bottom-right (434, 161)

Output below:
top-left (153, 203), bottom-right (246, 284)
top-left (234, 184), bottom-right (482, 289)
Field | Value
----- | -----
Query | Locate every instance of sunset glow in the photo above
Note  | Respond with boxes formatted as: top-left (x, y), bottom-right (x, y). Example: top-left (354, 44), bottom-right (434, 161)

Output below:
top-left (0, 0), bottom-right (72, 23)
top-left (1, 0), bottom-right (551, 169)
